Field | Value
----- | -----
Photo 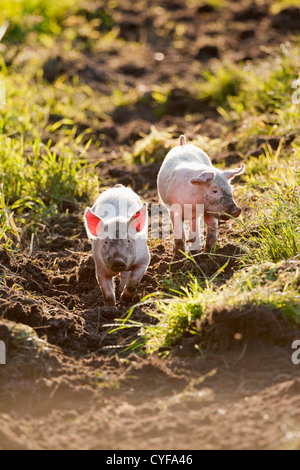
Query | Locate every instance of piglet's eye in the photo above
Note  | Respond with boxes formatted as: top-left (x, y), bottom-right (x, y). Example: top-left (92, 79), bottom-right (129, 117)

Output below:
top-left (213, 189), bottom-right (218, 194)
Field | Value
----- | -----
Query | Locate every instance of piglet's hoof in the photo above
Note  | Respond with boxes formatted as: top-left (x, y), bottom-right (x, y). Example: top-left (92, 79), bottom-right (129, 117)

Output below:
top-left (204, 243), bottom-right (217, 253)
top-left (173, 240), bottom-right (186, 259)
top-left (121, 288), bottom-right (136, 304)
top-left (103, 297), bottom-right (116, 308)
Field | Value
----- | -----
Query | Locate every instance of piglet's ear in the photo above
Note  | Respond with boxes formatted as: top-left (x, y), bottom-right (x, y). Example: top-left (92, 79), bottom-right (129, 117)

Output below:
top-left (84, 207), bottom-right (102, 239)
top-left (191, 171), bottom-right (215, 184)
top-left (128, 203), bottom-right (147, 234)
top-left (223, 164), bottom-right (245, 180)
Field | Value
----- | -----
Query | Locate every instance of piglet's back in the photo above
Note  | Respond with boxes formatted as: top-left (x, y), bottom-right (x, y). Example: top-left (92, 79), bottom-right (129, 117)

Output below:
top-left (161, 144), bottom-right (212, 169)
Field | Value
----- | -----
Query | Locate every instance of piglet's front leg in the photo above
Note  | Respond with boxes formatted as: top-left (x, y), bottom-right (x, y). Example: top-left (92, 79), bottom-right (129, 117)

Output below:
top-left (118, 271), bottom-right (130, 296)
top-left (121, 264), bottom-right (148, 303)
top-left (96, 267), bottom-right (116, 307)
top-left (204, 214), bottom-right (218, 251)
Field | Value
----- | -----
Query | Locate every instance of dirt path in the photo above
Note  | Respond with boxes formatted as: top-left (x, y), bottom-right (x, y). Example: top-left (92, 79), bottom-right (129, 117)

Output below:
top-left (0, 0), bottom-right (300, 450)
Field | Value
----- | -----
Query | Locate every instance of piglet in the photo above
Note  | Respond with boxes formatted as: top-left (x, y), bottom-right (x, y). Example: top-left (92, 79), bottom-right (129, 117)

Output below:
top-left (157, 135), bottom-right (245, 255)
top-left (84, 184), bottom-right (150, 307)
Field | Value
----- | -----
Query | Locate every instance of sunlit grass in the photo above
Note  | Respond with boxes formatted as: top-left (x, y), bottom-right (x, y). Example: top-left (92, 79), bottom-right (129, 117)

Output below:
top-left (0, 67), bottom-right (112, 137)
top-left (271, 0), bottom-right (300, 13)
top-left (117, 259), bottom-right (300, 354)
top-left (123, 125), bottom-right (175, 164)
top-left (238, 189), bottom-right (300, 264)
top-left (0, 0), bottom-right (82, 41)
top-left (187, 0), bottom-right (226, 9)
top-left (234, 142), bottom-right (300, 263)
top-left (0, 135), bottom-right (98, 249)
top-left (0, 65), bottom-right (99, 250)
top-left (216, 44), bottom-right (300, 147)
top-left (195, 64), bottom-right (245, 104)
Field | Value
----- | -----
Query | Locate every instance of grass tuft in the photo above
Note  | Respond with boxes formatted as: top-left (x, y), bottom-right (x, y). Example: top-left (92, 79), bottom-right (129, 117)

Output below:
top-left (120, 260), bottom-right (300, 354)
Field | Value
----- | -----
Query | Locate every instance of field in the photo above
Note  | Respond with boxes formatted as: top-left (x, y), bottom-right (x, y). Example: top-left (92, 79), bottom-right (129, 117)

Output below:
top-left (0, 0), bottom-right (300, 450)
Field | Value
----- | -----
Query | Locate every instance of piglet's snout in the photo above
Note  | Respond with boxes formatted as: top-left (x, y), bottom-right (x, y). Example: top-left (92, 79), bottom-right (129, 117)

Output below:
top-left (217, 205), bottom-right (242, 220)
top-left (230, 206), bottom-right (241, 218)
top-left (111, 259), bottom-right (127, 272)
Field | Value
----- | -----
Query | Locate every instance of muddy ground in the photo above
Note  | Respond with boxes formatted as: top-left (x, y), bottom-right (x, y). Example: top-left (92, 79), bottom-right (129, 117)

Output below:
top-left (1, 0), bottom-right (300, 450)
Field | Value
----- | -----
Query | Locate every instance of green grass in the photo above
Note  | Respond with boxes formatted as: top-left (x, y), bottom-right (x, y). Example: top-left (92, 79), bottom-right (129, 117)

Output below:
top-left (123, 126), bottom-right (175, 164)
top-left (242, 190), bottom-right (300, 263)
top-left (194, 64), bottom-right (245, 105)
top-left (0, 2), bottom-right (121, 251)
top-left (234, 141), bottom-right (300, 264)
top-left (271, 0), bottom-right (300, 13)
top-left (119, 260), bottom-right (300, 354)
top-left (0, 0), bottom-right (82, 42)
top-left (217, 45), bottom-right (300, 143)
top-left (0, 135), bottom-right (98, 250)
top-left (187, 0), bottom-right (226, 9)
top-left (0, 63), bottom-right (99, 250)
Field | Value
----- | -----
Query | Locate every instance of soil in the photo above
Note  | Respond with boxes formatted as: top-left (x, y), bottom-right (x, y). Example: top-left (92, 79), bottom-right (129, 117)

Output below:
top-left (1, 0), bottom-right (300, 450)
